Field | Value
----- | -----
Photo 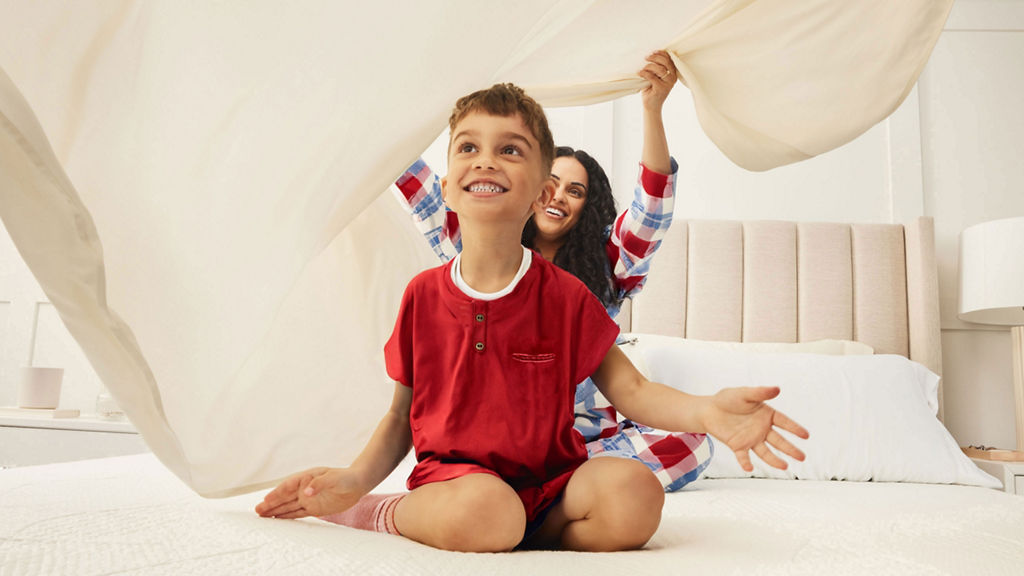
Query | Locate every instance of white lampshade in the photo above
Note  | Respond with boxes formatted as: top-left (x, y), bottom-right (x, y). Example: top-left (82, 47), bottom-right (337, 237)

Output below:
top-left (958, 216), bottom-right (1024, 326)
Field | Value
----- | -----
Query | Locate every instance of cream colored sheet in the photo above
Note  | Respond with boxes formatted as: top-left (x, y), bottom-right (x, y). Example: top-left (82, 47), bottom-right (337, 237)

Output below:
top-left (2, 454), bottom-right (1022, 575)
top-left (0, 1), bottom-right (952, 496)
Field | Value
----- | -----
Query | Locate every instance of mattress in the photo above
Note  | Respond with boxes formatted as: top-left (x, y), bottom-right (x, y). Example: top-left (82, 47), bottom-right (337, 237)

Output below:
top-left (2, 454), bottom-right (1022, 575)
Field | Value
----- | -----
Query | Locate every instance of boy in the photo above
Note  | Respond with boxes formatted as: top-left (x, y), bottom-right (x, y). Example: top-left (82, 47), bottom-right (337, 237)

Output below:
top-left (255, 83), bottom-right (808, 552)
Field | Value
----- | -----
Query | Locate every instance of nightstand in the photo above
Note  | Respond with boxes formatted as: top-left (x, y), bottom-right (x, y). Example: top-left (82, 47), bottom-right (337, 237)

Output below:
top-left (0, 413), bottom-right (149, 468)
top-left (970, 457), bottom-right (1024, 496)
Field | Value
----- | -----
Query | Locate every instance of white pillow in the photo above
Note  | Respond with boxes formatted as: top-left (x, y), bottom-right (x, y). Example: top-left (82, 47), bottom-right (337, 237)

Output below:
top-left (618, 333), bottom-right (873, 382)
top-left (637, 343), bottom-right (999, 488)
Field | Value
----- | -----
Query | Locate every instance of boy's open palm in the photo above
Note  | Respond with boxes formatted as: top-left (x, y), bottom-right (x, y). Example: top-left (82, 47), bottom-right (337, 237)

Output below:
top-left (702, 386), bottom-right (809, 472)
top-left (254, 467), bottom-right (366, 519)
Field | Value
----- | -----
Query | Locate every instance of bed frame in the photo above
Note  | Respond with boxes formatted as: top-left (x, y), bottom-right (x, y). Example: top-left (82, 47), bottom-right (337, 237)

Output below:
top-left (627, 217), bottom-right (944, 416)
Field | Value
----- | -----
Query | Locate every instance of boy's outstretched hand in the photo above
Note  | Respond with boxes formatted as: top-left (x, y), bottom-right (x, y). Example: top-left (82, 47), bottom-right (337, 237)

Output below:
top-left (255, 467), bottom-right (366, 519)
top-left (701, 386), bottom-right (809, 472)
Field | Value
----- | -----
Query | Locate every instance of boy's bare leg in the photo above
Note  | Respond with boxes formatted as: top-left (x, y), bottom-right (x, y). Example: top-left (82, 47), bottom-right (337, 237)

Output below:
top-left (394, 473), bottom-right (527, 552)
top-left (525, 457), bottom-right (664, 551)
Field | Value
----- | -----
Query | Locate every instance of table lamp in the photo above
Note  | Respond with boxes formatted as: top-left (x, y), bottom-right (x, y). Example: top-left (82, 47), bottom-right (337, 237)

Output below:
top-left (958, 216), bottom-right (1024, 461)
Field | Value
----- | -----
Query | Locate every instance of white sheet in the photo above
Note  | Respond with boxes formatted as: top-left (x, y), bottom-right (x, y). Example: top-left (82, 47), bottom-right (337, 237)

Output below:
top-left (2, 454), bottom-right (1022, 575)
top-left (0, 1), bottom-right (953, 497)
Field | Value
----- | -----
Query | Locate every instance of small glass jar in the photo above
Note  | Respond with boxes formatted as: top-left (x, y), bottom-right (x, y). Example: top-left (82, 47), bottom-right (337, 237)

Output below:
top-left (95, 390), bottom-right (125, 421)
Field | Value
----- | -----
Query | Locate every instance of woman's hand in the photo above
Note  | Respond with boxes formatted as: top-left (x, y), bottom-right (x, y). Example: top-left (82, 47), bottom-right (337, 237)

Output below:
top-left (700, 386), bottom-right (810, 472)
top-left (638, 50), bottom-right (677, 174)
top-left (255, 467), bottom-right (369, 519)
top-left (638, 50), bottom-right (678, 111)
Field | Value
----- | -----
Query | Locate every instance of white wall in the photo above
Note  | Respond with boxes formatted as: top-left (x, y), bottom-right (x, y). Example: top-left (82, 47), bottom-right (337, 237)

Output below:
top-left (920, 0), bottom-right (1024, 450)
top-left (4, 0), bottom-right (1022, 449)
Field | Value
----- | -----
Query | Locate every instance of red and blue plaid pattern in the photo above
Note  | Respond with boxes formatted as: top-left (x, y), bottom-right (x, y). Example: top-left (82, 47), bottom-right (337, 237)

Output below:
top-left (575, 373), bottom-right (711, 491)
top-left (588, 425), bottom-right (712, 492)
top-left (394, 158), bottom-right (461, 262)
top-left (607, 157), bottom-right (677, 306)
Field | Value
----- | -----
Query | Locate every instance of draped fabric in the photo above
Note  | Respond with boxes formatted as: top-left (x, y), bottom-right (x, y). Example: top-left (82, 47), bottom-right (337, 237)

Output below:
top-left (0, 1), bottom-right (952, 497)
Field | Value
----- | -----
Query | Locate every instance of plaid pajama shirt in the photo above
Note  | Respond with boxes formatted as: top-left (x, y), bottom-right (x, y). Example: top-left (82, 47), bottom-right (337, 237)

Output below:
top-left (393, 156), bottom-right (711, 491)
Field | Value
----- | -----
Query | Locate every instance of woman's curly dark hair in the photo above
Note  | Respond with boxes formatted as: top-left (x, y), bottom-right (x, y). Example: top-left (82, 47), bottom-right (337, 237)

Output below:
top-left (522, 146), bottom-right (619, 310)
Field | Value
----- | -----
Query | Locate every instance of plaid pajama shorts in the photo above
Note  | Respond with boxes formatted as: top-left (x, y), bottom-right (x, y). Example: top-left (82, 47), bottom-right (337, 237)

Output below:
top-left (575, 377), bottom-right (713, 492)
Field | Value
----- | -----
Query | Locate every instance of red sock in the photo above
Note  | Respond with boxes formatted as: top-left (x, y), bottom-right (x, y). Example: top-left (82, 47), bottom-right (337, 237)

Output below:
top-left (319, 493), bottom-right (404, 535)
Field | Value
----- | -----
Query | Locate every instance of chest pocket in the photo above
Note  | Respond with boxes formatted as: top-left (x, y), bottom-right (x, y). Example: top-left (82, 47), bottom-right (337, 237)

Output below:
top-left (507, 348), bottom-right (562, 406)
top-left (511, 352), bottom-right (556, 364)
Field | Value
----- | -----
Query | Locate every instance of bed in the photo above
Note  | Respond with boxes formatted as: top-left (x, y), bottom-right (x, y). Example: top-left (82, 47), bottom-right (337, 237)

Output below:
top-left (3, 217), bottom-right (1024, 575)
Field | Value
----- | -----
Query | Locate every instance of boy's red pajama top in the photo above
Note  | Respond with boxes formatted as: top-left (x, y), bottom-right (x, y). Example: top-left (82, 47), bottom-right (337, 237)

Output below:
top-left (384, 255), bottom-right (620, 522)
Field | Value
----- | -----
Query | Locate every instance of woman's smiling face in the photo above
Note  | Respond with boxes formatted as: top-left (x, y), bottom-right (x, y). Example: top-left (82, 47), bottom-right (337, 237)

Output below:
top-left (534, 155), bottom-right (588, 242)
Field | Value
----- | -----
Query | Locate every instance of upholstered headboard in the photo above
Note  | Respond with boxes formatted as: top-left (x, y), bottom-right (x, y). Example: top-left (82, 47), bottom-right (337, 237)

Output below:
top-left (628, 217), bottom-right (943, 414)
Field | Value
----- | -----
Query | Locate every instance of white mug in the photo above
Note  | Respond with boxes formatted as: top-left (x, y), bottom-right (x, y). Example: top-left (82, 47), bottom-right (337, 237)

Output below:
top-left (17, 366), bottom-right (64, 409)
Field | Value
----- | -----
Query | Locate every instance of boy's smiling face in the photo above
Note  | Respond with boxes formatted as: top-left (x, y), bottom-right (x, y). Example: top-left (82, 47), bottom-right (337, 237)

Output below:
top-left (441, 112), bottom-right (553, 227)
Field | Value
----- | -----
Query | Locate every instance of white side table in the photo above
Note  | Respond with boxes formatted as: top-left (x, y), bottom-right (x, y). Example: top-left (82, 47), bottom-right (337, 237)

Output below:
top-left (0, 412), bottom-right (149, 468)
top-left (970, 457), bottom-right (1024, 496)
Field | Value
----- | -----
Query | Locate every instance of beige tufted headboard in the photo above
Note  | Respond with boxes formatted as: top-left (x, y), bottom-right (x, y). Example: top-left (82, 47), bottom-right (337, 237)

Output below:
top-left (628, 217), bottom-right (944, 416)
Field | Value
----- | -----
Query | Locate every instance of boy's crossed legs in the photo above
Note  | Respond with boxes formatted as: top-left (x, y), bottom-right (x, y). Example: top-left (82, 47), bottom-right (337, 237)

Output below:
top-left (393, 457), bottom-right (663, 552)
top-left (394, 473), bottom-right (525, 552)
top-left (525, 457), bottom-right (663, 551)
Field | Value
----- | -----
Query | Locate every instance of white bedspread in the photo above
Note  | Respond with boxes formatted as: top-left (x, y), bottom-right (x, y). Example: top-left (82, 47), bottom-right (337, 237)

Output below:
top-left (2, 454), bottom-right (1022, 575)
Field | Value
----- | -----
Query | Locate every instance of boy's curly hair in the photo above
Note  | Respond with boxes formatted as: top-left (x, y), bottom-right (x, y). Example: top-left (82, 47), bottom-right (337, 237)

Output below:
top-left (522, 146), bottom-right (619, 310)
top-left (448, 83), bottom-right (555, 175)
